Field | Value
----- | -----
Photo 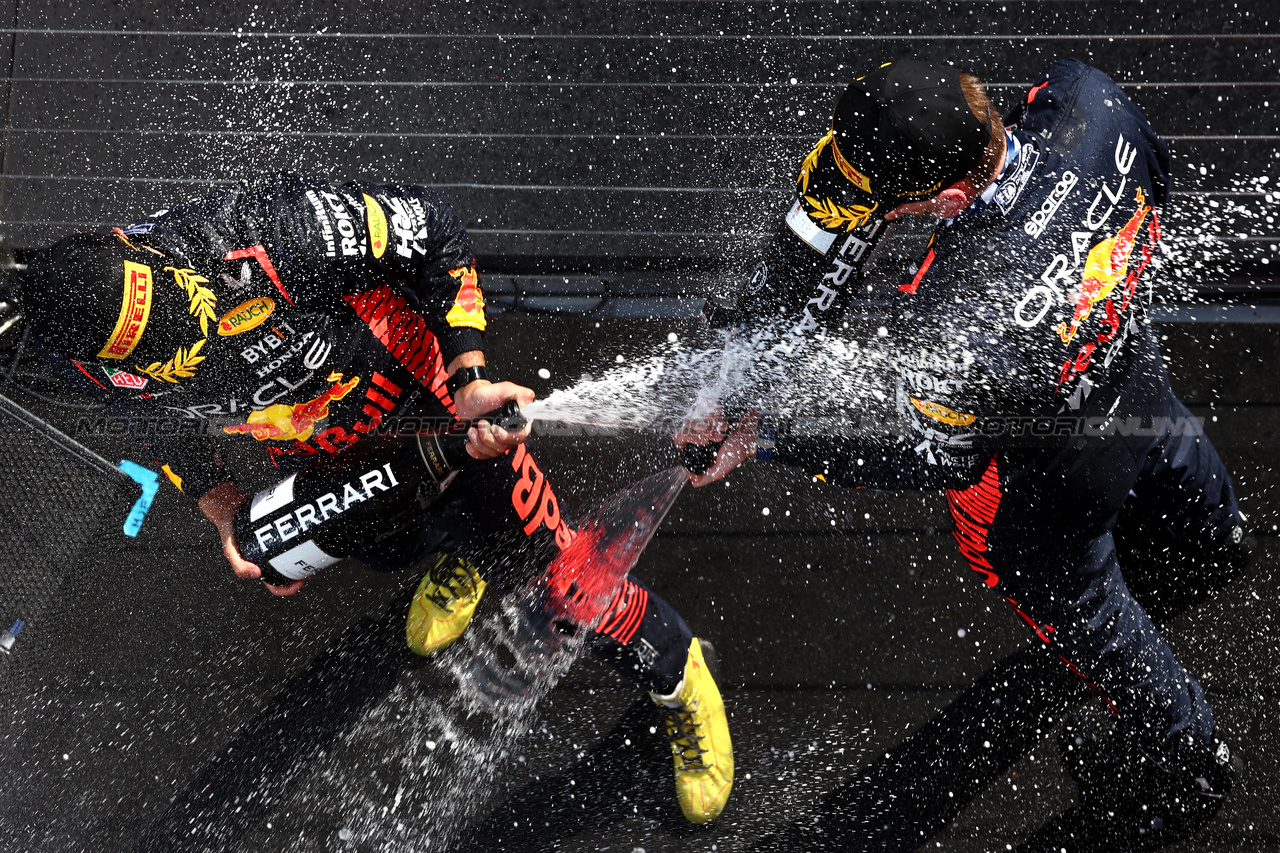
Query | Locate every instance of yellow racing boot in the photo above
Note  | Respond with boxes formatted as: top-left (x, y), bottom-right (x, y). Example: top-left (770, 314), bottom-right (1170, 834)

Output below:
top-left (652, 637), bottom-right (734, 823)
top-left (405, 553), bottom-right (487, 656)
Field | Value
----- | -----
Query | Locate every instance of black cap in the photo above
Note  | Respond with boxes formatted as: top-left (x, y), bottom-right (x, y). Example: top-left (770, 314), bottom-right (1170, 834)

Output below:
top-left (21, 232), bottom-right (203, 367)
top-left (799, 60), bottom-right (990, 209)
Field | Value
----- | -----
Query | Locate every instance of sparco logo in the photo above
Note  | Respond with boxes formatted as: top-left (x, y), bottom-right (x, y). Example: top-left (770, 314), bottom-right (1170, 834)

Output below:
top-left (1024, 171), bottom-right (1078, 239)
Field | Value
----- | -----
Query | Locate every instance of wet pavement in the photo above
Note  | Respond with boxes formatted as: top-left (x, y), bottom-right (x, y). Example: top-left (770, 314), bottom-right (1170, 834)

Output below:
top-left (1, 316), bottom-right (1278, 852)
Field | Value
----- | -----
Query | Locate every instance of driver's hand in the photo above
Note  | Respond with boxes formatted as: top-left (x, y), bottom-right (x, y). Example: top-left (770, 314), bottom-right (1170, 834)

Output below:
top-left (685, 409), bottom-right (762, 487)
top-left (673, 407), bottom-right (729, 448)
top-left (452, 379), bottom-right (536, 459)
top-left (197, 481), bottom-right (306, 596)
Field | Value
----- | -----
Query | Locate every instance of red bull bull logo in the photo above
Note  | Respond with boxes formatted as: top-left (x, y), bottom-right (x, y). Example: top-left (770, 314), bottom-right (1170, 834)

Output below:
top-left (1055, 187), bottom-right (1150, 345)
top-left (223, 371), bottom-right (360, 441)
top-left (444, 266), bottom-right (486, 331)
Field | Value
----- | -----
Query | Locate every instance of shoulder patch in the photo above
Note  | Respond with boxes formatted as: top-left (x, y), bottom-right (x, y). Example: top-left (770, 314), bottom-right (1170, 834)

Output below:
top-left (994, 142), bottom-right (1040, 214)
top-left (364, 193), bottom-right (388, 259)
top-left (910, 396), bottom-right (976, 427)
top-left (445, 266), bottom-right (486, 331)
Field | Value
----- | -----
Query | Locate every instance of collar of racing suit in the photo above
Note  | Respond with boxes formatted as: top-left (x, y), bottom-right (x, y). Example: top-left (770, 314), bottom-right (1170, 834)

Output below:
top-left (948, 129), bottom-right (1023, 224)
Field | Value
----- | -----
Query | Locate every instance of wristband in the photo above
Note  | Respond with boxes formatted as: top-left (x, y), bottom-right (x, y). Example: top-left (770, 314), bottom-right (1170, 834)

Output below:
top-left (446, 365), bottom-right (489, 395)
top-left (755, 416), bottom-right (776, 461)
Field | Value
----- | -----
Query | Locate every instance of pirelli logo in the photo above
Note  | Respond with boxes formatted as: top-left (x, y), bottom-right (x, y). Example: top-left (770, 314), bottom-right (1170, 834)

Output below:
top-left (831, 139), bottom-right (872, 195)
top-left (98, 261), bottom-right (153, 359)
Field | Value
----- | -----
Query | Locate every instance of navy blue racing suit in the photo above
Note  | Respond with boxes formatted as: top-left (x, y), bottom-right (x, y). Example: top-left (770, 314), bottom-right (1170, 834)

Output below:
top-left (33, 174), bottom-right (691, 693)
top-left (736, 60), bottom-right (1244, 747)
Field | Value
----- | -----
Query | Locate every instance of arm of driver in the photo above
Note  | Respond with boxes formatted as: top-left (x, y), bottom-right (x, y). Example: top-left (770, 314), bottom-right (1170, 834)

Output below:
top-left (446, 352), bottom-right (536, 459)
top-left (197, 481), bottom-right (305, 596)
top-left (673, 407), bottom-right (729, 448)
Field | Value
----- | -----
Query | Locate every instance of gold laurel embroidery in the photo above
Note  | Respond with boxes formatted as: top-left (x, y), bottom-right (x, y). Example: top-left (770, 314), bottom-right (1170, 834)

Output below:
top-left (803, 195), bottom-right (879, 231)
top-left (797, 130), bottom-right (834, 195)
top-left (137, 338), bottom-right (206, 384)
top-left (166, 266), bottom-right (217, 338)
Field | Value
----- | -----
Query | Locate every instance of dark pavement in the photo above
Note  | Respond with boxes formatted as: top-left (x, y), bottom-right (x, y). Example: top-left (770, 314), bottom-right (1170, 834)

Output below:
top-left (1, 316), bottom-right (1278, 852)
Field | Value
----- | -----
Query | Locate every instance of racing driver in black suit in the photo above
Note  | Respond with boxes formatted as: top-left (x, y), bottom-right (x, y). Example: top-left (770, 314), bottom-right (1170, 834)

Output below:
top-left (17, 174), bottom-right (732, 824)
top-left (682, 59), bottom-right (1247, 846)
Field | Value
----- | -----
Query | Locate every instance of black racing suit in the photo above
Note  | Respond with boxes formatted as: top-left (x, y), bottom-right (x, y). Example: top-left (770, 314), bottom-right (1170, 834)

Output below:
top-left (38, 174), bottom-right (691, 693)
top-left (731, 60), bottom-right (1243, 747)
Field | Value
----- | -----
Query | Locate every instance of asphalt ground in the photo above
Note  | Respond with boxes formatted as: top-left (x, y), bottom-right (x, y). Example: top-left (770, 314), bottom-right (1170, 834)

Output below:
top-left (1, 315), bottom-right (1278, 852)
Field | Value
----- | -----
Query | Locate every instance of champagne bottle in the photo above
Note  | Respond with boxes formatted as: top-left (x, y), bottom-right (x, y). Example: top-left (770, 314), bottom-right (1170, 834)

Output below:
top-left (234, 402), bottom-right (524, 586)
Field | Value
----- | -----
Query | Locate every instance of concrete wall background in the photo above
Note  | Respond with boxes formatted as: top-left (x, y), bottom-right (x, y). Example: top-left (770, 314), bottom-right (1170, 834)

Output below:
top-left (0, 1), bottom-right (1274, 278)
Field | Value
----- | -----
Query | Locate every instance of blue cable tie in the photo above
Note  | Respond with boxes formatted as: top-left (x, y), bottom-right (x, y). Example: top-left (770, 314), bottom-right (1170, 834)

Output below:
top-left (0, 619), bottom-right (22, 653)
top-left (119, 460), bottom-right (161, 538)
top-left (755, 416), bottom-right (777, 462)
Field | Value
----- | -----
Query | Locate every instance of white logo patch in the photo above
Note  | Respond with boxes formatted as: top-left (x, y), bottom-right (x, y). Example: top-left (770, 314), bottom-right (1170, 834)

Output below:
top-left (1024, 170), bottom-right (1079, 239)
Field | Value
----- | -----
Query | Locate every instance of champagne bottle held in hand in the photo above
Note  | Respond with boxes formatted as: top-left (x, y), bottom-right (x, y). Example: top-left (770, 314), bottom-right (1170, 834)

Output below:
top-left (234, 402), bottom-right (525, 585)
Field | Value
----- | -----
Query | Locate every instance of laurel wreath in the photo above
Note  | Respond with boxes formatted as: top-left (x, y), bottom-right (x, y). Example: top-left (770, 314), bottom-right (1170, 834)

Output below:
top-left (166, 266), bottom-right (218, 337)
top-left (133, 267), bottom-right (217, 384)
top-left (796, 130), bottom-right (833, 195)
top-left (803, 195), bottom-right (879, 232)
top-left (137, 338), bottom-right (207, 384)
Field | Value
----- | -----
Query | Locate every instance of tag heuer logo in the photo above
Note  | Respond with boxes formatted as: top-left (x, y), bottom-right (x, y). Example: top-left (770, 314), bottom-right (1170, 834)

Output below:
top-left (103, 367), bottom-right (148, 390)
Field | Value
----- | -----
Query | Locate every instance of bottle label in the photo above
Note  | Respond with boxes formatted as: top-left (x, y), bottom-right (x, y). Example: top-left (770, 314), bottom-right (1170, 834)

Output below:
top-left (249, 473), bottom-right (297, 521)
top-left (269, 539), bottom-right (341, 580)
top-left (417, 434), bottom-right (452, 482)
top-left (250, 462), bottom-right (401, 555)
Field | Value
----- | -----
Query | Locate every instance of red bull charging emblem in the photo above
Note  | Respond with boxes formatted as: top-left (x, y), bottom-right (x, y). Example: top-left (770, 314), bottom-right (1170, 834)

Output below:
top-left (1055, 187), bottom-right (1150, 345)
top-left (223, 371), bottom-right (360, 441)
top-left (444, 266), bottom-right (486, 331)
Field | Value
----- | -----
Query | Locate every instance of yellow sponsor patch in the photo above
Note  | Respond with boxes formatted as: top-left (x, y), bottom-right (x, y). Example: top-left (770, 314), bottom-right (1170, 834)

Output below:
top-left (831, 139), bottom-right (872, 195)
top-left (364, 193), bottom-right (389, 259)
top-left (910, 396), bottom-right (976, 427)
top-left (99, 261), bottom-right (154, 359)
top-left (445, 266), bottom-right (486, 331)
top-left (217, 296), bottom-right (275, 336)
